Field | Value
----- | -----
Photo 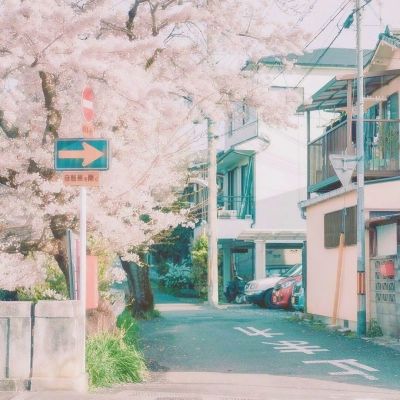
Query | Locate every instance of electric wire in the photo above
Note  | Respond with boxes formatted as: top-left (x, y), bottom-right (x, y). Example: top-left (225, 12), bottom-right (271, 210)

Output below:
top-left (294, 0), bottom-right (376, 88)
top-left (304, 0), bottom-right (353, 50)
top-left (268, 0), bottom-right (353, 85)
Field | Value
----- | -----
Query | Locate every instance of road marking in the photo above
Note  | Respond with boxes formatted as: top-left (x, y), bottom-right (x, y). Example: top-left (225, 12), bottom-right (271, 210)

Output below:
top-left (303, 359), bottom-right (379, 381)
top-left (262, 340), bottom-right (329, 354)
top-left (234, 326), bottom-right (284, 338)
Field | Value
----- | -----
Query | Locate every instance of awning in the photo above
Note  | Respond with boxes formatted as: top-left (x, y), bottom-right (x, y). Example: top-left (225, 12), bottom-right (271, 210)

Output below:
top-left (217, 149), bottom-right (255, 173)
top-left (298, 69), bottom-right (400, 113)
top-left (366, 213), bottom-right (400, 228)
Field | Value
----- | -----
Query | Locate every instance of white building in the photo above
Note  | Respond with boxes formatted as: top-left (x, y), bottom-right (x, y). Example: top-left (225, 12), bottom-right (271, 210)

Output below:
top-left (193, 48), bottom-right (373, 290)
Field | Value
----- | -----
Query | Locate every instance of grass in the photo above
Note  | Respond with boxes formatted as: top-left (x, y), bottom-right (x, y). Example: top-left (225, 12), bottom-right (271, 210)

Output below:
top-left (86, 310), bottom-right (147, 388)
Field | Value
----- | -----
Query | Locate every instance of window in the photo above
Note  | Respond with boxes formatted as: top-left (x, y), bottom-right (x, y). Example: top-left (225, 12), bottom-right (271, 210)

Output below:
top-left (324, 206), bottom-right (357, 248)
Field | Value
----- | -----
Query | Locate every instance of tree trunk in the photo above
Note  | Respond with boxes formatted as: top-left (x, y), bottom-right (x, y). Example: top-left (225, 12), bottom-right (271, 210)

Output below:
top-left (54, 237), bottom-right (70, 293)
top-left (120, 259), bottom-right (154, 318)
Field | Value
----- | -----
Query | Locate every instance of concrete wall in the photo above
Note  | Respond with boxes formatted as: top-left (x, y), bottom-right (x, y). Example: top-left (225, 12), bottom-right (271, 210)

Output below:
top-left (306, 189), bottom-right (358, 323)
top-left (0, 302), bottom-right (32, 390)
top-left (30, 300), bottom-right (86, 391)
top-left (0, 300), bottom-right (87, 392)
top-left (306, 179), bottom-right (400, 327)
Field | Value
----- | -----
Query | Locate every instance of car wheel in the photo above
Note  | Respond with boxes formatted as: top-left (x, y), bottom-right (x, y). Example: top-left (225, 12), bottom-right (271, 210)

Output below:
top-left (260, 289), bottom-right (273, 308)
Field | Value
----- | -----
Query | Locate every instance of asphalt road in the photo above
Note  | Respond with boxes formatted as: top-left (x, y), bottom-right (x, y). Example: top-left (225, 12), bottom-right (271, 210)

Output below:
top-left (2, 296), bottom-right (400, 400)
top-left (135, 298), bottom-right (400, 399)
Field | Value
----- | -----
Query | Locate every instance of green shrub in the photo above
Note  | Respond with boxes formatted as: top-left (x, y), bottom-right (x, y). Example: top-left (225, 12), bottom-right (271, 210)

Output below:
top-left (191, 235), bottom-right (208, 298)
top-left (86, 331), bottom-right (146, 388)
top-left (159, 260), bottom-right (193, 290)
top-left (367, 319), bottom-right (383, 337)
top-left (116, 309), bottom-right (141, 346)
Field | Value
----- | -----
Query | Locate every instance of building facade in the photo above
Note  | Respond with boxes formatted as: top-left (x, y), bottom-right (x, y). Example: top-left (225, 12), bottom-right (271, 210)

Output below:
top-left (299, 28), bottom-right (400, 336)
top-left (192, 47), bottom-right (368, 291)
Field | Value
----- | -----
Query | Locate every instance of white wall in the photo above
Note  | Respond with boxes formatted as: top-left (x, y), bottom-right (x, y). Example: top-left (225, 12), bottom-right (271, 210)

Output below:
top-left (376, 224), bottom-right (397, 257)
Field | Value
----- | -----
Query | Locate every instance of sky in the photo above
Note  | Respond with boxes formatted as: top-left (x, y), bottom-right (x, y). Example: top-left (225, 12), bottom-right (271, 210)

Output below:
top-left (296, 0), bottom-right (398, 51)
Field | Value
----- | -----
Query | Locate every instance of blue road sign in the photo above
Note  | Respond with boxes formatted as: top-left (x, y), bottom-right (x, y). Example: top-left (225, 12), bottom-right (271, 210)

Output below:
top-left (55, 138), bottom-right (110, 171)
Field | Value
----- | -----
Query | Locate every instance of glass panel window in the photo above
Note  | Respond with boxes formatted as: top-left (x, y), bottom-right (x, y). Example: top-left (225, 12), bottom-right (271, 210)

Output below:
top-left (324, 206), bottom-right (357, 248)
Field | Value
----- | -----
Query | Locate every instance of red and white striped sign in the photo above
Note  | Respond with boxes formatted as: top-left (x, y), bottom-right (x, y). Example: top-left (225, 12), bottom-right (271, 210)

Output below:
top-left (82, 86), bottom-right (94, 122)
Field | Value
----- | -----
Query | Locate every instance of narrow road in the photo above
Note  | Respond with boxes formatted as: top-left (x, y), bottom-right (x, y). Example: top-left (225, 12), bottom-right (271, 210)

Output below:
top-left (132, 296), bottom-right (400, 400)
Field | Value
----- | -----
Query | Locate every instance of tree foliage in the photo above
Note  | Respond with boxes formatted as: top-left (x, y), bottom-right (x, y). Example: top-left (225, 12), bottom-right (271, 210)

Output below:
top-left (0, 0), bottom-right (310, 292)
top-left (191, 235), bottom-right (208, 298)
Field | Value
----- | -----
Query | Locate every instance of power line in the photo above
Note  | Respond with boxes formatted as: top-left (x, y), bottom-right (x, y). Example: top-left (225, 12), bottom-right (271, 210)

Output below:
top-left (304, 0), bottom-right (353, 50)
top-left (269, 0), bottom-right (352, 84)
top-left (295, 0), bottom-right (375, 88)
top-left (295, 25), bottom-right (347, 88)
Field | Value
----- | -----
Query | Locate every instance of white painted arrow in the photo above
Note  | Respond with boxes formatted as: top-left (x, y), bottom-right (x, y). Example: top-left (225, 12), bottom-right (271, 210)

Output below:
top-left (59, 142), bottom-right (104, 167)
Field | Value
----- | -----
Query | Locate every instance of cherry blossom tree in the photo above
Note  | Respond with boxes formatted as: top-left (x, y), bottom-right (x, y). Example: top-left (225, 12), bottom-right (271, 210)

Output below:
top-left (0, 0), bottom-right (310, 311)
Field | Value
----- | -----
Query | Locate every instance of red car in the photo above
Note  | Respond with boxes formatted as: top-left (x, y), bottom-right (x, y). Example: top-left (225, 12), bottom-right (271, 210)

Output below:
top-left (271, 264), bottom-right (302, 309)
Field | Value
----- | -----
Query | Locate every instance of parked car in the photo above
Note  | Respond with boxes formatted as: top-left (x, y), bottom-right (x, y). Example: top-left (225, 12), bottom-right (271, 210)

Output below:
top-left (244, 264), bottom-right (301, 308)
top-left (271, 264), bottom-right (302, 309)
top-left (291, 279), bottom-right (304, 311)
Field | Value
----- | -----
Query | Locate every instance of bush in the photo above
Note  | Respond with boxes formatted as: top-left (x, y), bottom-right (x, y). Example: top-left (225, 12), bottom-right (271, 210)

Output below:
top-left (159, 260), bottom-right (193, 290)
top-left (86, 331), bottom-right (146, 388)
top-left (17, 259), bottom-right (68, 301)
top-left (191, 235), bottom-right (208, 299)
top-left (116, 309), bottom-right (141, 346)
top-left (87, 310), bottom-right (146, 388)
top-left (367, 319), bottom-right (383, 337)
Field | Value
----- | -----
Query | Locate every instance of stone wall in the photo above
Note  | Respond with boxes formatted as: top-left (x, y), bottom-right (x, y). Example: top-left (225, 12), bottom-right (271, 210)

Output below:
top-left (0, 300), bottom-right (87, 392)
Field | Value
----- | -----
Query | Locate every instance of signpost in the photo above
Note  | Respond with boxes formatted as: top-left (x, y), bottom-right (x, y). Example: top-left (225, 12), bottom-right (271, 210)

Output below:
top-left (329, 154), bottom-right (358, 189)
top-left (54, 86), bottom-right (109, 389)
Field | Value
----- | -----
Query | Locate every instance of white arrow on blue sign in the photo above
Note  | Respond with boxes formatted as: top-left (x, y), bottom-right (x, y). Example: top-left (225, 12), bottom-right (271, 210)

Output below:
top-left (55, 138), bottom-right (110, 171)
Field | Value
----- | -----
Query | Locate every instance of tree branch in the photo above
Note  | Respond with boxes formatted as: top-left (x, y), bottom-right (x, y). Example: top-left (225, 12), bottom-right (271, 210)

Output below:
top-left (161, 0), bottom-right (177, 10)
top-left (39, 70), bottom-right (61, 144)
top-left (148, 1), bottom-right (160, 36)
top-left (0, 111), bottom-right (20, 138)
top-left (126, 0), bottom-right (147, 41)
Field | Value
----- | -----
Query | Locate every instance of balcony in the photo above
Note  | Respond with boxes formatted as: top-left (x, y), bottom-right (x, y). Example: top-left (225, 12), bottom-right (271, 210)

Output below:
top-left (225, 119), bottom-right (269, 152)
top-left (309, 120), bottom-right (400, 193)
top-left (217, 195), bottom-right (255, 220)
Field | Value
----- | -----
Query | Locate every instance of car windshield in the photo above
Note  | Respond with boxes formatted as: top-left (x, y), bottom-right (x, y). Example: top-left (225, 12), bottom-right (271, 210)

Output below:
top-left (282, 264), bottom-right (302, 278)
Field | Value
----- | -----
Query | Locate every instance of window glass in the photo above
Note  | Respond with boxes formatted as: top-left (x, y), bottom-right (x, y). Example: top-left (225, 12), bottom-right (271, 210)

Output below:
top-left (324, 206), bottom-right (357, 248)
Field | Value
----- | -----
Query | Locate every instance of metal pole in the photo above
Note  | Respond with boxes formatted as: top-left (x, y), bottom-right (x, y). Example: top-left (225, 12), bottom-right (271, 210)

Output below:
top-left (79, 186), bottom-right (87, 372)
top-left (356, 0), bottom-right (366, 336)
top-left (207, 118), bottom-right (219, 306)
top-left (306, 111), bottom-right (311, 200)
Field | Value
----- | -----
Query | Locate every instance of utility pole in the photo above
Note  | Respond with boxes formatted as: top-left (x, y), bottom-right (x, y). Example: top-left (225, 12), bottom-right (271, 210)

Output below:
top-left (207, 117), bottom-right (219, 306)
top-left (356, 0), bottom-right (366, 336)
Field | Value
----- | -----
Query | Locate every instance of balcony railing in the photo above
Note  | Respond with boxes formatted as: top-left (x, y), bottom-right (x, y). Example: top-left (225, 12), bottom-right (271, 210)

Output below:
top-left (217, 195), bottom-right (254, 220)
top-left (309, 120), bottom-right (400, 192)
top-left (225, 119), bottom-right (262, 149)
